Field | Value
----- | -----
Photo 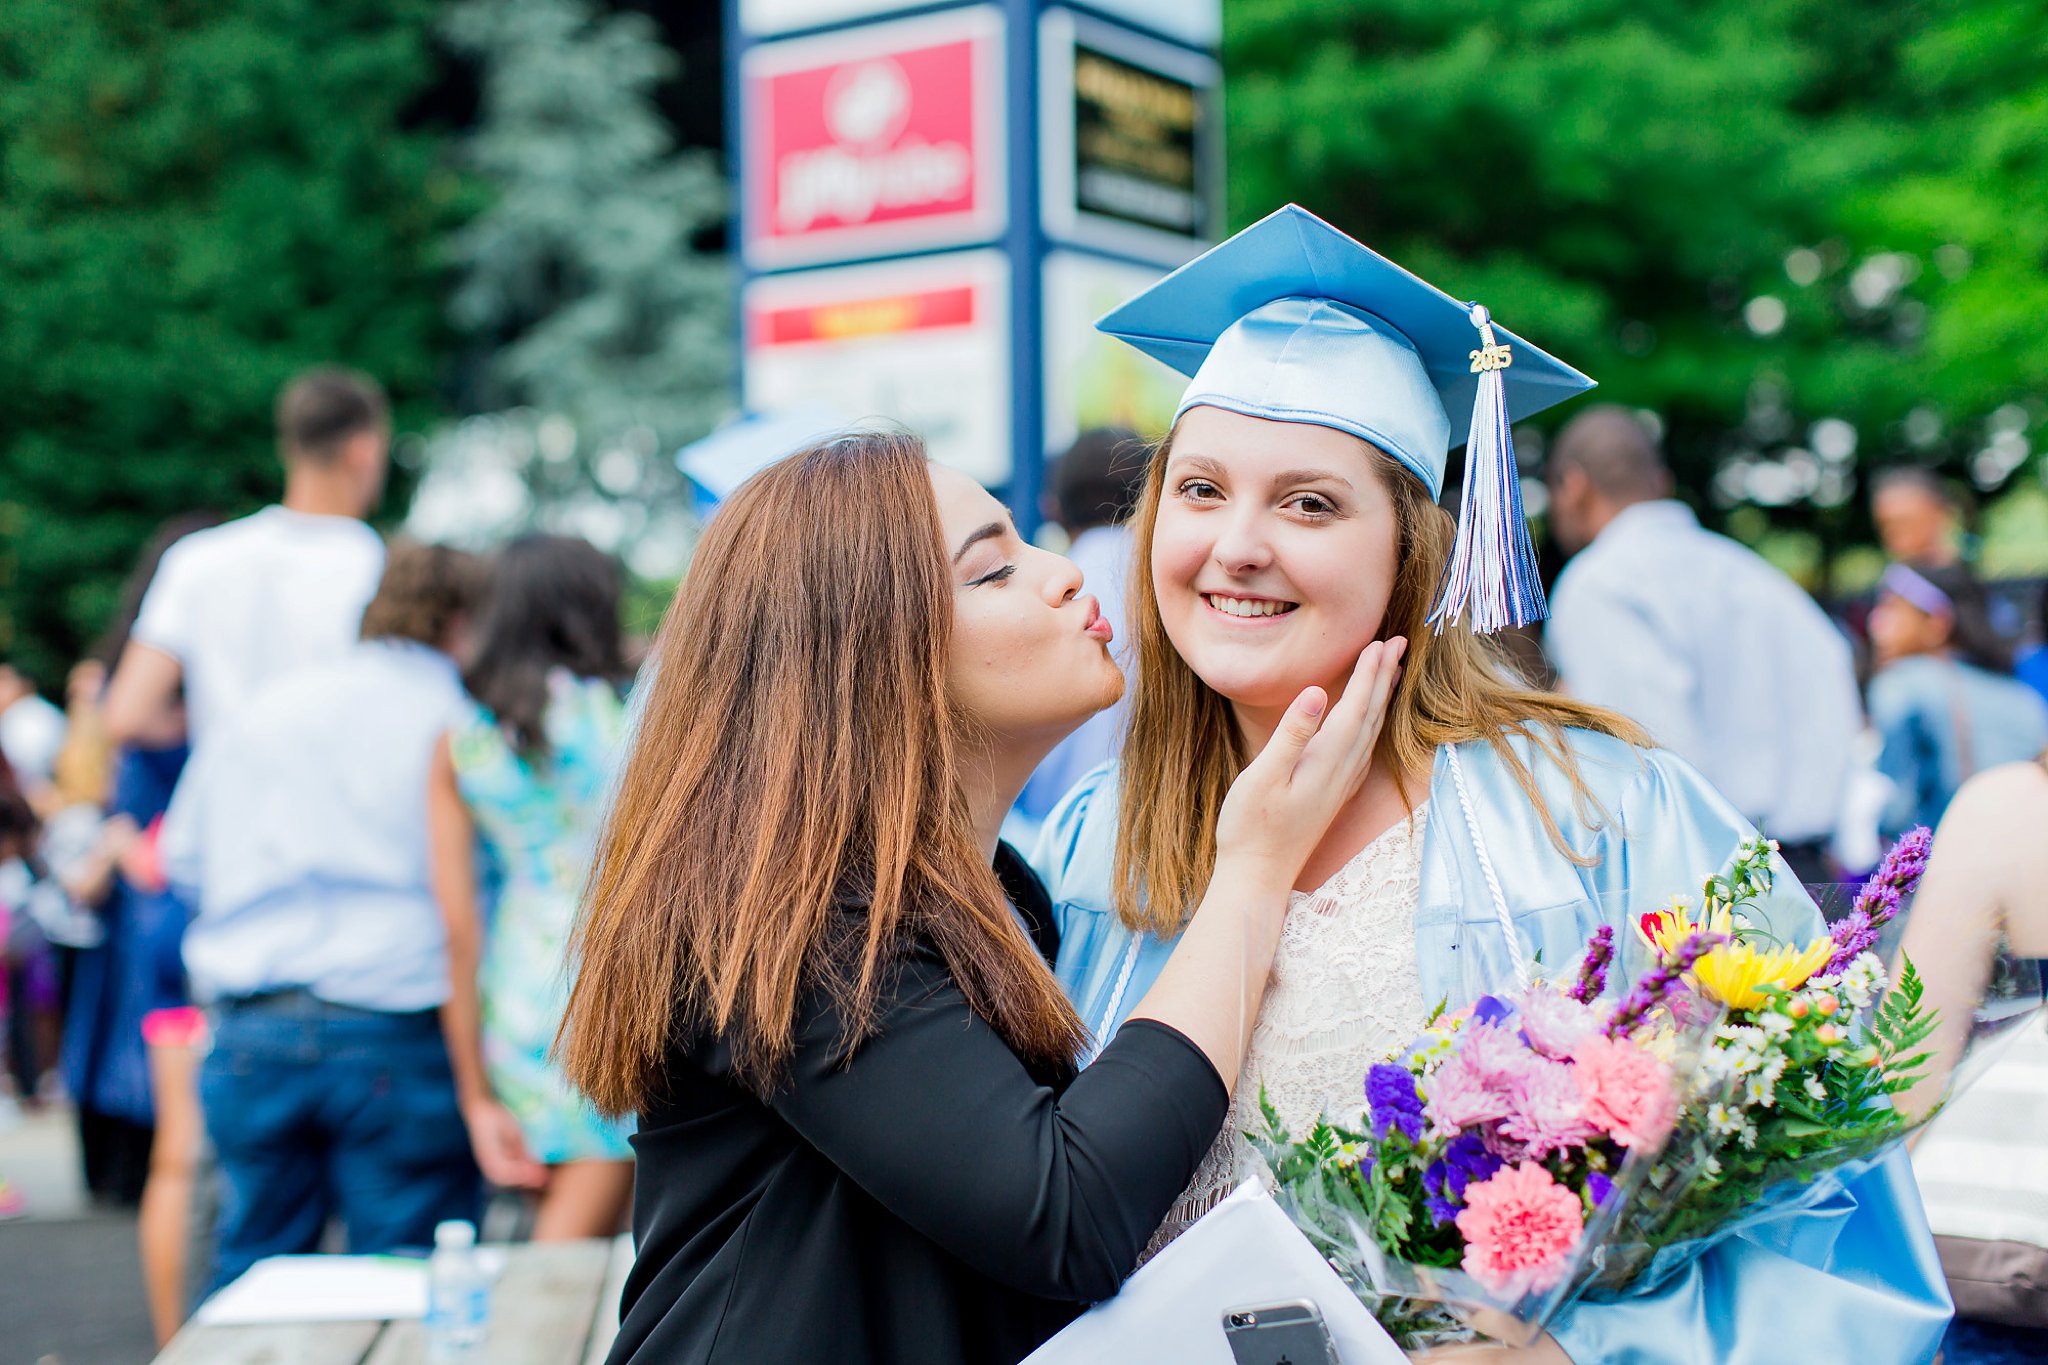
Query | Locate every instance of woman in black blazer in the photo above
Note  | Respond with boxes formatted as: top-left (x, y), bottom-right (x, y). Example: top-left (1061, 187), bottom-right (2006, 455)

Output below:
top-left (560, 431), bottom-right (1402, 1365)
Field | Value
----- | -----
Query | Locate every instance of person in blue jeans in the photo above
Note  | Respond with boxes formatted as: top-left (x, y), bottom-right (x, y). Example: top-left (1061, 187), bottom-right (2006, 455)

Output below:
top-left (161, 541), bottom-right (489, 1292)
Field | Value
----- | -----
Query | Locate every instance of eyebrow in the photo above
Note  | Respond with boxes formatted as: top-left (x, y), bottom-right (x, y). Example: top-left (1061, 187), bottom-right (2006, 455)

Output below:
top-left (1271, 467), bottom-right (1356, 491)
top-left (1168, 453), bottom-right (1355, 492)
top-left (952, 520), bottom-right (1007, 564)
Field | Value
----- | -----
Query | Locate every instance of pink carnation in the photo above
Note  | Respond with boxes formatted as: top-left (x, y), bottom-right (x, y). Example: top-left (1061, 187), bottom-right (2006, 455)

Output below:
top-left (1426, 1048), bottom-right (1512, 1135)
top-left (1455, 1161), bottom-right (1585, 1295)
top-left (1570, 1034), bottom-right (1676, 1149)
top-left (1425, 1023), bottom-right (1534, 1135)
top-left (1462, 1020), bottom-right (1538, 1085)
top-left (1499, 1058), bottom-right (1599, 1158)
top-left (1517, 989), bottom-right (1599, 1060)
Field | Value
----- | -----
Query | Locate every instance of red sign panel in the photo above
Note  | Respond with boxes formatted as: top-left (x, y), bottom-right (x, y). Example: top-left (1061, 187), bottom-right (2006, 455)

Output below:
top-left (743, 8), bottom-right (1005, 268)
top-left (754, 285), bottom-right (978, 346)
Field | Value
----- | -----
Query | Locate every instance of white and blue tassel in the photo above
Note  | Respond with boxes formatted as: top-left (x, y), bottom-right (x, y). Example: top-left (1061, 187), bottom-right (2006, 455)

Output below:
top-left (1427, 303), bottom-right (1548, 635)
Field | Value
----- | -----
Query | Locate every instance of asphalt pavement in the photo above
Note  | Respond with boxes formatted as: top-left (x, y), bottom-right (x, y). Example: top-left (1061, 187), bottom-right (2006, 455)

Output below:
top-left (0, 1104), bottom-right (157, 1365)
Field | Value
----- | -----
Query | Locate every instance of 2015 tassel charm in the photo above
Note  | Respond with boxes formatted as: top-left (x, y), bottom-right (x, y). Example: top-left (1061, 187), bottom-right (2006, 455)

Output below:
top-left (1427, 303), bottom-right (1549, 636)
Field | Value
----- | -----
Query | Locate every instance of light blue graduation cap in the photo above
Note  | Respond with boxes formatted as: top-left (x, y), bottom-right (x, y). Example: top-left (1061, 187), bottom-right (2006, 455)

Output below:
top-left (1095, 204), bottom-right (1595, 634)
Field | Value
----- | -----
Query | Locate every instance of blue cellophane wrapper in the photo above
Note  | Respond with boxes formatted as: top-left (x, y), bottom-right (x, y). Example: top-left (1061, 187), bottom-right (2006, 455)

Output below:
top-left (1580, 907), bottom-right (2044, 1302)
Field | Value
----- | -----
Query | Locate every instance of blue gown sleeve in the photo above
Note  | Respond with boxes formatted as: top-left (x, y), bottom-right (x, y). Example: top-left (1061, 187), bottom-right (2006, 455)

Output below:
top-left (1546, 747), bottom-right (1952, 1363)
top-left (1028, 759), bottom-right (1117, 948)
top-left (1596, 744), bottom-right (1823, 943)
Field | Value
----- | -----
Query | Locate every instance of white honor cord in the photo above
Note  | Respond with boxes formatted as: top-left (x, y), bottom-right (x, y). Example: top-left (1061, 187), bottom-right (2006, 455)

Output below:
top-left (1085, 931), bottom-right (1145, 1066)
top-left (1447, 745), bottom-right (1534, 989)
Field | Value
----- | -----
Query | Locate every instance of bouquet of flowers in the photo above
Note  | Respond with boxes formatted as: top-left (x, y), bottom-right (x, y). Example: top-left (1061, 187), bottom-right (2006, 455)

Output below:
top-left (1248, 922), bottom-right (1723, 1348)
top-left (1249, 826), bottom-right (2027, 1349)
top-left (1584, 828), bottom-right (1959, 1291)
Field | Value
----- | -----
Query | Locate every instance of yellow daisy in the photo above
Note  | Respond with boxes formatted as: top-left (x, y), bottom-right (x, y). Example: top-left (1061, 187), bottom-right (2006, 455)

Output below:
top-left (1690, 936), bottom-right (1837, 1012)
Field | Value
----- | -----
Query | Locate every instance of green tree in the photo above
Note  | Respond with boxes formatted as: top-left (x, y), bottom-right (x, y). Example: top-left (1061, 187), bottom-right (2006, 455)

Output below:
top-left (0, 0), bottom-right (464, 687)
top-left (412, 0), bottom-right (732, 580)
top-left (1224, 0), bottom-right (2047, 586)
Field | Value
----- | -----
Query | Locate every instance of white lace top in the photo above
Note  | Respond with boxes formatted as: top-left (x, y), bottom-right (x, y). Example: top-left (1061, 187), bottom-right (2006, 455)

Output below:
top-left (1147, 804), bottom-right (1431, 1256)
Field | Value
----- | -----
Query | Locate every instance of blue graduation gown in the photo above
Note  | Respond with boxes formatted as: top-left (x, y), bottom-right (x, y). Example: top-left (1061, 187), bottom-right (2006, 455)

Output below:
top-left (1031, 728), bottom-right (1951, 1364)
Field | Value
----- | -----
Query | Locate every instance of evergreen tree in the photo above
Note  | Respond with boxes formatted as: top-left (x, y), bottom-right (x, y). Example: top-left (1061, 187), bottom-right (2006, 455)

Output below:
top-left (0, 0), bottom-right (461, 685)
top-left (418, 0), bottom-right (733, 578)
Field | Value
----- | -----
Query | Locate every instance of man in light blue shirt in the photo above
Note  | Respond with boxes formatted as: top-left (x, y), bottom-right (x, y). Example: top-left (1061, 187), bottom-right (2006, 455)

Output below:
top-left (161, 541), bottom-right (488, 1294)
top-left (1545, 406), bottom-right (1862, 882)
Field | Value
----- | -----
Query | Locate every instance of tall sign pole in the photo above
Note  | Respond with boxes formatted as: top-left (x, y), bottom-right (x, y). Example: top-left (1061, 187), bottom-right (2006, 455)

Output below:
top-left (725, 0), bottom-right (1220, 537)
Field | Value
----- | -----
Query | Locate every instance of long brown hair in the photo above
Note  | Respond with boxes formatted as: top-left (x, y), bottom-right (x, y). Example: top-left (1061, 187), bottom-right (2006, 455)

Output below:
top-left (1115, 428), bottom-right (1648, 936)
top-left (559, 431), bottom-right (1087, 1115)
top-left (463, 534), bottom-right (629, 756)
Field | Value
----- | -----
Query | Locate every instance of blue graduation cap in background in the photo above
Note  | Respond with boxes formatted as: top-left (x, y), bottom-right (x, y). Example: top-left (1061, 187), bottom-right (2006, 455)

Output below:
top-left (675, 408), bottom-right (847, 519)
top-left (1095, 204), bottom-right (1595, 634)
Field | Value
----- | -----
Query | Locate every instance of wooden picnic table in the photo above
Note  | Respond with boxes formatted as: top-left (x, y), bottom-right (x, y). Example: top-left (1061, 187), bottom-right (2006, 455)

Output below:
top-left (151, 1235), bottom-right (634, 1365)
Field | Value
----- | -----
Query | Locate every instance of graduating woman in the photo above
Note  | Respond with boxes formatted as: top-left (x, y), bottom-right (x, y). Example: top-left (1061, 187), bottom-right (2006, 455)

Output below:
top-left (559, 430), bottom-right (1404, 1365)
top-left (1035, 207), bottom-right (1951, 1363)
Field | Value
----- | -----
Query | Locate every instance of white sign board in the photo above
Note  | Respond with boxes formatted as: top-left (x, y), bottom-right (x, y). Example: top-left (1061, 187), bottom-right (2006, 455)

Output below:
top-left (1042, 250), bottom-right (1187, 455)
top-left (1067, 0), bottom-right (1221, 49)
top-left (739, 0), bottom-right (922, 36)
top-left (743, 251), bottom-right (1013, 485)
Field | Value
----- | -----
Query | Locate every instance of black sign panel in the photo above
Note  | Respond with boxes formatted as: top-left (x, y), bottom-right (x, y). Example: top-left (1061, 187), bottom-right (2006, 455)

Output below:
top-left (1072, 43), bottom-right (1209, 238)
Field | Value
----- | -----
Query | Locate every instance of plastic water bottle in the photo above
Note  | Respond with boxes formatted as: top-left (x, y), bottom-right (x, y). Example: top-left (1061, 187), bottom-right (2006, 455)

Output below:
top-left (425, 1219), bottom-right (489, 1361)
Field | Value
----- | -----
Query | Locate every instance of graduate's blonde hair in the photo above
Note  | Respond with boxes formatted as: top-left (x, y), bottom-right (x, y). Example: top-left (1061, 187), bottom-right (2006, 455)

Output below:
top-left (1113, 426), bottom-right (1649, 937)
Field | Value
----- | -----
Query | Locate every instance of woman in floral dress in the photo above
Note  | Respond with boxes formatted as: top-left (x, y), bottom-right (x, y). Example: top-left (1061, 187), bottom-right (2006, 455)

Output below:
top-left (430, 534), bottom-right (635, 1239)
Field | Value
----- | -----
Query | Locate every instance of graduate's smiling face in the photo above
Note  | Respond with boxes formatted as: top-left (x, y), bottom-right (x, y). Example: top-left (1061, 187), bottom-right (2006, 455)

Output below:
top-left (1151, 405), bottom-right (1401, 718)
top-left (930, 463), bottom-right (1125, 751)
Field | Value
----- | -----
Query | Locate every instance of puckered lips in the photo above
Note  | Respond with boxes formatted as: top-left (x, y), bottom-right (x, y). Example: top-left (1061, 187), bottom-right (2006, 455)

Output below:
top-left (1079, 594), bottom-right (1113, 643)
top-left (1200, 590), bottom-right (1300, 623)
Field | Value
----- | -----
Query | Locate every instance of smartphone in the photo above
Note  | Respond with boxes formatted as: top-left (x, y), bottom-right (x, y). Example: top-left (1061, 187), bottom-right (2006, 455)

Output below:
top-left (1222, 1299), bottom-right (1341, 1365)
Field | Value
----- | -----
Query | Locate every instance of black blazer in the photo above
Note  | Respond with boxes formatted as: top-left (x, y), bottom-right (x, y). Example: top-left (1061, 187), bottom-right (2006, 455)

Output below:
top-left (607, 845), bottom-right (1227, 1365)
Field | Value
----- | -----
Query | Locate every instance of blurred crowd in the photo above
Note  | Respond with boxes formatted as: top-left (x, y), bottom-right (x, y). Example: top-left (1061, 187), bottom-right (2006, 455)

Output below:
top-left (0, 369), bottom-right (643, 1345)
top-left (1, 369), bottom-right (2046, 1349)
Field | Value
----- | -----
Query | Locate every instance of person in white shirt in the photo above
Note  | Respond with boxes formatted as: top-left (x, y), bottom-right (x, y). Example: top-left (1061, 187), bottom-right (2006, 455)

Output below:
top-left (101, 368), bottom-right (390, 750)
top-left (0, 662), bottom-right (67, 808)
top-left (161, 541), bottom-right (488, 1294)
top-left (1543, 405), bottom-right (1861, 882)
top-left (95, 367), bottom-right (388, 1340)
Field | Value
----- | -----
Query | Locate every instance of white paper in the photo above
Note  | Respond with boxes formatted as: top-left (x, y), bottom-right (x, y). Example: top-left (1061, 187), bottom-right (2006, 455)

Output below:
top-left (193, 1254), bottom-right (429, 1325)
top-left (1024, 1181), bottom-right (1409, 1365)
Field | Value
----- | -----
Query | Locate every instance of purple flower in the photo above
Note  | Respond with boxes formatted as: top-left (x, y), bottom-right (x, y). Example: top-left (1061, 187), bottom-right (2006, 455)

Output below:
top-left (1821, 908), bottom-right (1878, 979)
top-left (1366, 1063), bottom-right (1426, 1142)
top-left (1569, 925), bottom-right (1616, 1004)
top-left (1852, 827), bottom-right (1931, 931)
top-left (1606, 930), bottom-right (1724, 1038)
top-left (1479, 1123), bottom-right (1530, 1163)
top-left (1447, 1132), bottom-right (1504, 1188)
top-left (1586, 1171), bottom-right (1615, 1208)
top-left (1472, 995), bottom-right (1512, 1026)
top-left (1422, 1133), bottom-right (1504, 1224)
